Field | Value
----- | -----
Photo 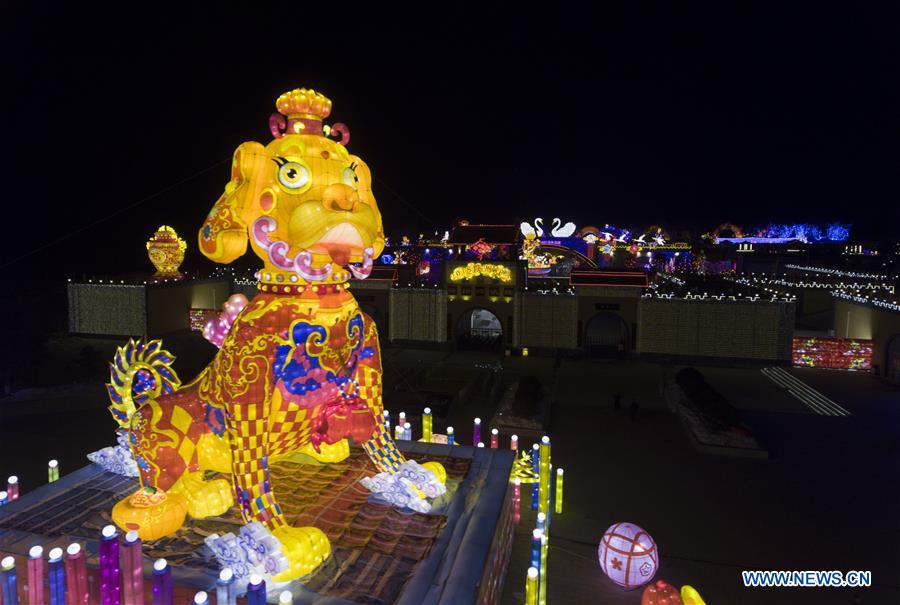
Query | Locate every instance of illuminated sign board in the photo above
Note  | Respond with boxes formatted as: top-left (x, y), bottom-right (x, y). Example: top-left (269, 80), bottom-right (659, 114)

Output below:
top-left (610, 242), bottom-right (690, 250)
top-left (792, 337), bottom-right (873, 371)
top-left (448, 262), bottom-right (514, 284)
top-left (189, 308), bottom-right (215, 331)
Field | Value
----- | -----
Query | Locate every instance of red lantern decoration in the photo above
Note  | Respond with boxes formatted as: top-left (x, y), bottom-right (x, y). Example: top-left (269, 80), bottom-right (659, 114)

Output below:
top-left (641, 580), bottom-right (683, 605)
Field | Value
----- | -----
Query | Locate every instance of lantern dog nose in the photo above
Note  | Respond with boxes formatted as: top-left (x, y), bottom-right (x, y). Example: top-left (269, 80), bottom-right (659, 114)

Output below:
top-left (323, 183), bottom-right (360, 212)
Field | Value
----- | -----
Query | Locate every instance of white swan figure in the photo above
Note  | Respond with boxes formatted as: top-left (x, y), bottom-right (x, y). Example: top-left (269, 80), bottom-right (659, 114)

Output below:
top-left (534, 217), bottom-right (544, 237)
top-left (520, 221), bottom-right (537, 239)
top-left (551, 218), bottom-right (577, 238)
top-left (634, 234), bottom-right (647, 245)
top-left (615, 233), bottom-right (629, 243)
top-left (602, 231), bottom-right (615, 241)
top-left (653, 234), bottom-right (666, 245)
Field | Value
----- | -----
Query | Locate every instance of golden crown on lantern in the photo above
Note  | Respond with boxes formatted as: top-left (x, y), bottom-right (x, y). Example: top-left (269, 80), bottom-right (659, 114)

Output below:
top-left (275, 88), bottom-right (333, 119)
top-left (270, 88), bottom-right (349, 143)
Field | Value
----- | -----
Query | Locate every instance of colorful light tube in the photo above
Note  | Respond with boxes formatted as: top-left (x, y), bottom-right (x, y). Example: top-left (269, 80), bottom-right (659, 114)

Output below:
top-left (47, 548), bottom-right (65, 605)
top-left (99, 525), bottom-right (120, 605)
top-left (539, 532), bottom-right (548, 605)
top-left (27, 545), bottom-right (45, 605)
top-left (554, 468), bottom-right (564, 514)
top-left (48, 461), bottom-right (59, 484)
top-left (151, 559), bottom-right (172, 605)
top-left (422, 407), bottom-right (433, 443)
top-left (538, 437), bottom-right (551, 519)
top-left (2, 555), bottom-right (19, 605)
top-left (215, 568), bottom-right (237, 605)
top-left (64, 543), bottom-right (88, 605)
top-left (7, 476), bottom-right (18, 501)
top-left (525, 567), bottom-right (538, 605)
top-left (247, 574), bottom-right (266, 605)
top-left (513, 478), bottom-right (521, 525)
top-left (121, 531), bottom-right (144, 605)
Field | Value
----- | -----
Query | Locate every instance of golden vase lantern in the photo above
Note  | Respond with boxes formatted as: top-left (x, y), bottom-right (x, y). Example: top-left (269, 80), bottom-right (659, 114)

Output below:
top-left (146, 225), bottom-right (186, 279)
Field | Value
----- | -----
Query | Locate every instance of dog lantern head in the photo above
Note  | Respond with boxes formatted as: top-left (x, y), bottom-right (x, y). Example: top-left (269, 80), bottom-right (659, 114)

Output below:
top-left (199, 88), bottom-right (384, 282)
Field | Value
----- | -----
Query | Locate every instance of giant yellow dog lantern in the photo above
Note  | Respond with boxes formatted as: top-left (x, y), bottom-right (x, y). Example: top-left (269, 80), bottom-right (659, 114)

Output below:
top-left (108, 88), bottom-right (439, 580)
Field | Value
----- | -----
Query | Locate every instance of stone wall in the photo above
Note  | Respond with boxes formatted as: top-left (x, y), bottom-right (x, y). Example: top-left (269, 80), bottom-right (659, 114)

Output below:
top-left (68, 283), bottom-right (146, 336)
top-left (637, 298), bottom-right (795, 360)
top-left (68, 279), bottom-right (231, 337)
top-left (517, 294), bottom-right (578, 349)
top-left (388, 288), bottom-right (447, 342)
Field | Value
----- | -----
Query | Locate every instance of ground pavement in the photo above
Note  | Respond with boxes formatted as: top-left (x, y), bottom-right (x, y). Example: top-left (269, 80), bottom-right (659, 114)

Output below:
top-left (501, 360), bottom-right (900, 604)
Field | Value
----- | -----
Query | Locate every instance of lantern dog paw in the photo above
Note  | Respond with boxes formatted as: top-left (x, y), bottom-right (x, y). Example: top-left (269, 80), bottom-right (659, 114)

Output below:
top-left (107, 88), bottom-right (444, 580)
top-left (270, 525), bottom-right (331, 581)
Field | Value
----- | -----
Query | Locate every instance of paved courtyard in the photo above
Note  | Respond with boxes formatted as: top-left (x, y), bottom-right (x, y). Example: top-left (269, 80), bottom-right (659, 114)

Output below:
top-left (502, 360), bottom-right (900, 604)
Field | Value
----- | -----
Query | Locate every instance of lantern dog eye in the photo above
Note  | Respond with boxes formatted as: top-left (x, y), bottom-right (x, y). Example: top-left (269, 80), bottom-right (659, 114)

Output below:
top-left (273, 156), bottom-right (311, 190)
top-left (341, 163), bottom-right (359, 190)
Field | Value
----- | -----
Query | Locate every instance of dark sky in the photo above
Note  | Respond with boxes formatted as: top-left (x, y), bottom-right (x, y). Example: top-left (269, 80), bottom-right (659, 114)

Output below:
top-left (5, 3), bottom-right (900, 281)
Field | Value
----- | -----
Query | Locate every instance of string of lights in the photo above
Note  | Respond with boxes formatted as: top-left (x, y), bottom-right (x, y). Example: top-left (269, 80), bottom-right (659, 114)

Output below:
top-left (784, 264), bottom-right (890, 279)
top-left (645, 274), bottom-right (795, 302)
top-left (832, 290), bottom-right (900, 313)
top-left (729, 276), bottom-right (894, 295)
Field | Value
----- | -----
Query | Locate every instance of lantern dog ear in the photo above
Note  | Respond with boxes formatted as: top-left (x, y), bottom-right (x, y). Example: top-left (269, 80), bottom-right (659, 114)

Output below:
top-left (198, 141), bottom-right (269, 264)
top-left (347, 154), bottom-right (385, 259)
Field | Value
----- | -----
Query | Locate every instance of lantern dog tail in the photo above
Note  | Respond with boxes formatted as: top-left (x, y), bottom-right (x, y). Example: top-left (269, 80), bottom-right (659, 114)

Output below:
top-left (106, 338), bottom-right (235, 540)
top-left (106, 338), bottom-right (182, 429)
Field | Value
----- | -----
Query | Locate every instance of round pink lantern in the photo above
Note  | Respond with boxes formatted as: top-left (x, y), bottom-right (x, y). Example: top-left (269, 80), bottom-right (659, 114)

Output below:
top-left (597, 522), bottom-right (659, 590)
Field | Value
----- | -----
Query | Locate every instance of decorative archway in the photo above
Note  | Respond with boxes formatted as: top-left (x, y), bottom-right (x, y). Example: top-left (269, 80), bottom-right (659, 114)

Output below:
top-left (456, 308), bottom-right (503, 349)
top-left (584, 312), bottom-right (629, 357)
top-left (539, 244), bottom-right (598, 269)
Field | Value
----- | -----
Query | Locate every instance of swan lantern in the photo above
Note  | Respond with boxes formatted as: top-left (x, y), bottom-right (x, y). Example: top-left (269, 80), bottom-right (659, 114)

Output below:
top-left (520, 217), bottom-right (577, 239)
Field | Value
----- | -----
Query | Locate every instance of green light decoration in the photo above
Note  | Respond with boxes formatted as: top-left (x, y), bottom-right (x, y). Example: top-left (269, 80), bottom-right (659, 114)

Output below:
top-left (554, 468), bottom-right (563, 514)
top-left (422, 407), bottom-right (433, 443)
top-left (538, 436), bottom-right (551, 605)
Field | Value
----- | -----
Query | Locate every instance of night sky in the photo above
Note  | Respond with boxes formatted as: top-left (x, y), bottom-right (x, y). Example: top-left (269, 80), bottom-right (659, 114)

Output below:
top-left (5, 3), bottom-right (900, 282)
